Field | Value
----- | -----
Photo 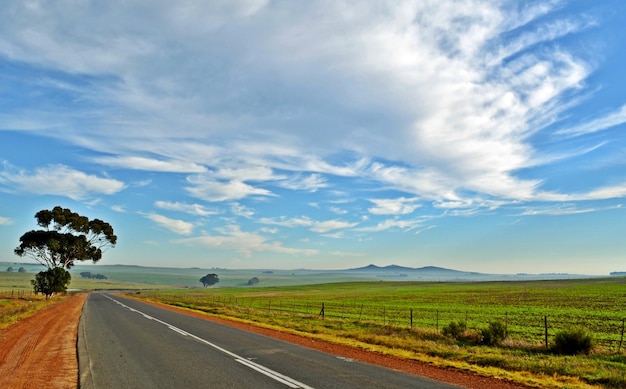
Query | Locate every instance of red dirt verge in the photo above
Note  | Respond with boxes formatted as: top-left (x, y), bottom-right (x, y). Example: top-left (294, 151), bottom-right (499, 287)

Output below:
top-left (0, 293), bottom-right (528, 389)
top-left (0, 293), bottom-right (87, 389)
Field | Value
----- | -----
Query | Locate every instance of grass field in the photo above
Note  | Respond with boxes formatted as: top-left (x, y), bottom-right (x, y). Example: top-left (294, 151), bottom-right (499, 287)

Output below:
top-left (132, 277), bottom-right (626, 388)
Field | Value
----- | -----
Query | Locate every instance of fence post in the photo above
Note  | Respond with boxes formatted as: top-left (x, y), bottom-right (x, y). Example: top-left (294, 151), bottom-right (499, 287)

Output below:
top-left (383, 307), bottom-right (386, 326)
top-left (410, 308), bottom-right (413, 328)
top-left (436, 310), bottom-right (439, 332)
top-left (359, 304), bottom-right (363, 321)
top-left (543, 315), bottom-right (548, 348)
top-left (618, 318), bottom-right (625, 354)
top-left (268, 300), bottom-right (271, 314)
top-left (505, 312), bottom-right (508, 336)
top-left (319, 302), bottom-right (325, 320)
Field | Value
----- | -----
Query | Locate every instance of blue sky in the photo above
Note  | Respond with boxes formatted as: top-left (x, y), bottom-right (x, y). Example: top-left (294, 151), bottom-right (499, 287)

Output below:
top-left (1, 1), bottom-right (625, 274)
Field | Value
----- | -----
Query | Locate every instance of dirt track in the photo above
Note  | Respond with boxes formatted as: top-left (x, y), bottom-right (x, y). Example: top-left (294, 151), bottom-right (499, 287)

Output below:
top-left (0, 293), bottom-right (527, 389)
top-left (0, 293), bottom-right (86, 389)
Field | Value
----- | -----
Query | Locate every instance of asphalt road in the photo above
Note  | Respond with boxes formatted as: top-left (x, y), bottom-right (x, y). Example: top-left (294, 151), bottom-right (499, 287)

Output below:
top-left (78, 293), bottom-right (460, 389)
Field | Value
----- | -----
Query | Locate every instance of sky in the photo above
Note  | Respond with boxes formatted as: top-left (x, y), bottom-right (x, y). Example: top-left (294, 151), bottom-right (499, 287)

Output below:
top-left (1, 1), bottom-right (625, 274)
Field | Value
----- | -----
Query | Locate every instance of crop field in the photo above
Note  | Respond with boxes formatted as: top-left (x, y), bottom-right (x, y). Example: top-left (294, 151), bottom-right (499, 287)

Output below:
top-left (134, 277), bottom-right (626, 388)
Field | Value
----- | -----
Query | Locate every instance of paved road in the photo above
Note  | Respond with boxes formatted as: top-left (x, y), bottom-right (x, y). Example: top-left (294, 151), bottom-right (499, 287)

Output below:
top-left (78, 293), bottom-right (460, 388)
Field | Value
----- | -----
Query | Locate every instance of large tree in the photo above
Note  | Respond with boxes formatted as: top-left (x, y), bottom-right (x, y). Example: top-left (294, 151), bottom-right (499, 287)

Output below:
top-left (14, 206), bottom-right (117, 269)
top-left (200, 273), bottom-right (219, 287)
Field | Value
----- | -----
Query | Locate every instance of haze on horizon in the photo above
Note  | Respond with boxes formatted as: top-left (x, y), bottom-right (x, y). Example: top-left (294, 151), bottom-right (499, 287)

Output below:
top-left (1, 1), bottom-right (625, 275)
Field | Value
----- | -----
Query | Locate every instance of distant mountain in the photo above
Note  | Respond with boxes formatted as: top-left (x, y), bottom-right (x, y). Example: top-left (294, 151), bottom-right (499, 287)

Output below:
top-left (346, 264), bottom-right (476, 275)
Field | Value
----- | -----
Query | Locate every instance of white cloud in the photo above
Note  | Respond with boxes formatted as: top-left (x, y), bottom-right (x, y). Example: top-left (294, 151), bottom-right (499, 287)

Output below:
top-left (357, 218), bottom-right (423, 232)
top-left (231, 202), bottom-right (254, 218)
top-left (310, 220), bottom-right (358, 233)
top-left (330, 206), bottom-right (348, 215)
top-left (258, 216), bottom-right (313, 228)
top-left (518, 204), bottom-right (596, 216)
top-left (556, 104), bottom-right (626, 137)
top-left (185, 175), bottom-right (274, 202)
top-left (0, 216), bottom-right (14, 225)
top-left (0, 162), bottom-right (125, 200)
top-left (94, 156), bottom-right (207, 173)
top-left (279, 174), bottom-right (328, 192)
top-left (143, 213), bottom-right (195, 235)
top-left (368, 197), bottom-right (420, 215)
top-left (111, 205), bottom-right (126, 213)
top-left (259, 216), bottom-right (357, 233)
top-left (175, 225), bottom-right (318, 257)
top-left (155, 201), bottom-right (217, 216)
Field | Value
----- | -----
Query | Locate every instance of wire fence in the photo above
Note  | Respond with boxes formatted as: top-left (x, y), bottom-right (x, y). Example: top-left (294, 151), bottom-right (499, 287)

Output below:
top-left (0, 289), bottom-right (34, 299)
top-left (159, 294), bottom-right (626, 353)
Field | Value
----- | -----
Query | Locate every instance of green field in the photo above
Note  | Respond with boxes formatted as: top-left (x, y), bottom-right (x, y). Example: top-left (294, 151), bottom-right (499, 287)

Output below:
top-left (133, 278), bottom-right (626, 388)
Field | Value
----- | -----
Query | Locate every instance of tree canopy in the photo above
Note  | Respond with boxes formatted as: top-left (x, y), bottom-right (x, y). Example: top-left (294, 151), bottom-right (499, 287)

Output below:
top-left (200, 273), bottom-right (219, 287)
top-left (14, 206), bottom-right (117, 269)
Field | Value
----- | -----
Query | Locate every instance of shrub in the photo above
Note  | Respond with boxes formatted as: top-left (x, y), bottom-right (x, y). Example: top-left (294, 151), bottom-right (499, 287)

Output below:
top-left (553, 326), bottom-right (595, 355)
top-left (442, 320), bottom-right (466, 339)
top-left (481, 320), bottom-right (507, 346)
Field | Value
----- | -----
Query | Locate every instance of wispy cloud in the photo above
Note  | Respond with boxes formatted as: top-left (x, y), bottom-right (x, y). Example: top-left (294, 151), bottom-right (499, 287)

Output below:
top-left (143, 213), bottom-right (195, 235)
top-left (357, 218), bottom-right (423, 232)
top-left (259, 216), bottom-right (358, 233)
top-left (155, 201), bottom-right (217, 216)
top-left (368, 197), bottom-right (421, 215)
top-left (231, 202), bottom-right (254, 218)
top-left (0, 162), bottom-right (125, 200)
top-left (279, 174), bottom-right (328, 192)
top-left (0, 216), bottom-right (14, 225)
top-left (175, 225), bottom-right (318, 257)
top-left (185, 175), bottom-right (274, 202)
top-left (94, 156), bottom-right (208, 173)
top-left (556, 104), bottom-right (626, 137)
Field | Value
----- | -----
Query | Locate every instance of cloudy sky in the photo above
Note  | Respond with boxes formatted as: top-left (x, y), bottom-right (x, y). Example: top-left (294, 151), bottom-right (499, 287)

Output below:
top-left (1, 1), bottom-right (625, 274)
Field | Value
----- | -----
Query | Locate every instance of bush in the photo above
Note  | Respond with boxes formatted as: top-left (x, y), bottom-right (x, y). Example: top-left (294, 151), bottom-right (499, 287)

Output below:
top-left (553, 326), bottom-right (595, 355)
top-left (31, 267), bottom-right (72, 299)
top-left (481, 321), bottom-right (507, 346)
top-left (442, 320), bottom-right (466, 339)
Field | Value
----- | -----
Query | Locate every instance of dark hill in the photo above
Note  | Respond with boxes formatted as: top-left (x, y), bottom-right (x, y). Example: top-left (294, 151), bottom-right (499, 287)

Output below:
top-left (347, 264), bottom-right (475, 275)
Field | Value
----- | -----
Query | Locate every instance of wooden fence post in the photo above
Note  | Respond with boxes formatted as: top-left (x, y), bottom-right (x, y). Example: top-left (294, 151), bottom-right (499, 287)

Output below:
top-left (383, 307), bottom-right (387, 326)
top-left (505, 312), bottom-right (508, 336)
top-left (543, 315), bottom-right (548, 348)
top-left (618, 318), bottom-right (625, 354)
top-left (410, 308), bottom-right (413, 328)
top-left (359, 304), bottom-right (363, 321)
top-left (319, 302), bottom-right (325, 320)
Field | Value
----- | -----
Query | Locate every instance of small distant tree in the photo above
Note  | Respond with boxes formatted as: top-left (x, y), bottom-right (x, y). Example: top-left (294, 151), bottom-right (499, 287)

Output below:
top-left (18, 267), bottom-right (27, 273)
top-left (80, 271), bottom-right (108, 280)
top-left (31, 267), bottom-right (72, 299)
top-left (200, 273), bottom-right (219, 287)
top-left (247, 277), bottom-right (260, 286)
top-left (6, 266), bottom-right (14, 272)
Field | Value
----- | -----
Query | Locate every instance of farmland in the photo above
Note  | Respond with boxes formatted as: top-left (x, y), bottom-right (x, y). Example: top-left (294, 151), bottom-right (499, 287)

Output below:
top-left (131, 277), bottom-right (626, 388)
